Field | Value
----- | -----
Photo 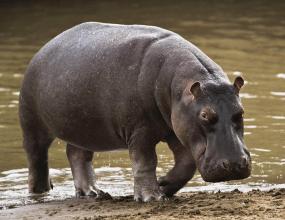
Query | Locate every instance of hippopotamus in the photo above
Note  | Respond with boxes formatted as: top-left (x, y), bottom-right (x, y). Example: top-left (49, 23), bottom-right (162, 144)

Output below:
top-left (19, 22), bottom-right (251, 202)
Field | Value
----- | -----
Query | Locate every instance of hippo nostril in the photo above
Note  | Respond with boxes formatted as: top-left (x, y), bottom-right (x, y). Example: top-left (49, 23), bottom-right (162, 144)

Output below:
top-left (221, 159), bottom-right (230, 171)
top-left (239, 156), bottom-right (249, 169)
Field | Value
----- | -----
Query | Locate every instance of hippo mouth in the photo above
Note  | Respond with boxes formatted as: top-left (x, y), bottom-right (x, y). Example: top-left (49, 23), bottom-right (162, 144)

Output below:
top-left (200, 164), bottom-right (251, 182)
top-left (195, 143), bottom-right (206, 168)
top-left (192, 141), bottom-right (206, 163)
top-left (196, 148), bottom-right (252, 183)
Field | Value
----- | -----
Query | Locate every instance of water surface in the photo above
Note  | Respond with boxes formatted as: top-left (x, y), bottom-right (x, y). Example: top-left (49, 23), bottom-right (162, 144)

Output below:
top-left (0, 0), bottom-right (284, 209)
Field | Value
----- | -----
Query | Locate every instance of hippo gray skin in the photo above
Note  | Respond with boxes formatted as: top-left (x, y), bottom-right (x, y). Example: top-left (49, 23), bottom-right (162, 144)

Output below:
top-left (19, 22), bottom-right (251, 202)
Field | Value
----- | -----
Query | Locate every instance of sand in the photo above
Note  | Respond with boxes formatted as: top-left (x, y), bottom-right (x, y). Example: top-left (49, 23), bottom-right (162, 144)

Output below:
top-left (0, 189), bottom-right (284, 220)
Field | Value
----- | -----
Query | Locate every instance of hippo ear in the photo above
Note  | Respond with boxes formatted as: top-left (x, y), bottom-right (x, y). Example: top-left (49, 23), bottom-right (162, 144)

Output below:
top-left (190, 81), bottom-right (202, 99)
top-left (233, 76), bottom-right (244, 93)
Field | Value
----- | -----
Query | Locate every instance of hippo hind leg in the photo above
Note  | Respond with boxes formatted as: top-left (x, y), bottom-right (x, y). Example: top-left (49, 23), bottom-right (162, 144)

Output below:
top-left (19, 104), bottom-right (54, 193)
top-left (66, 144), bottom-right (111, 199)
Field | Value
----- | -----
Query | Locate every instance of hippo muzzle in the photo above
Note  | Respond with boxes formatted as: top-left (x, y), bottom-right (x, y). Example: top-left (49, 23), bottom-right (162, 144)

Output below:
top-left (198, 146), bottom-right (251, 182)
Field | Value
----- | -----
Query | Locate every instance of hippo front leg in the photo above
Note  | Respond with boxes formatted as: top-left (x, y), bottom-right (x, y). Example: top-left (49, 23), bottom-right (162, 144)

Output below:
top-left (158, 135), bottom-right (196, 197)
top-left (129, 131), bottom-right (165, 202)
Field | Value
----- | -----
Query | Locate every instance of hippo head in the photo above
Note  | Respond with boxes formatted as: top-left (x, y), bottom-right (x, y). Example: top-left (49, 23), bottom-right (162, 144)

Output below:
top-left (171, 76), bottom-right (251, 182)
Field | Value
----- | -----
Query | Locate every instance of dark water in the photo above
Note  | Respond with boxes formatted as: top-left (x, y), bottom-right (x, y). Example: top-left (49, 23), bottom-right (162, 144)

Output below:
top-left (0, 0), bottom-right (284, 208)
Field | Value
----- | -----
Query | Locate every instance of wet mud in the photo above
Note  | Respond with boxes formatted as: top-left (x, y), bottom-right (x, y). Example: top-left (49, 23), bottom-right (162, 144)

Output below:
top-left (1, 189), bottom-right (284, 220)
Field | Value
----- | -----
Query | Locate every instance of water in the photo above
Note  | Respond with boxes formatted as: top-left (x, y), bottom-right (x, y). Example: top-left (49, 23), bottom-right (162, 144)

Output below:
top-left (0, 0), bottom-right (284, 209)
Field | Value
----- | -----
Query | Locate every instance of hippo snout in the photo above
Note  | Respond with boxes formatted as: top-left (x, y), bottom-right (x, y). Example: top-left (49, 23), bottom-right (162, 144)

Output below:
top-left (219, 155), bottom-right (250, 171)
top-left (200, 153), bottom-right (252, 182)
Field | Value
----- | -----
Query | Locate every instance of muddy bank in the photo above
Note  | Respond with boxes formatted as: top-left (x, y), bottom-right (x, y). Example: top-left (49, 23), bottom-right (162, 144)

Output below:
top-left (1, 189), bottom-right (284, 220)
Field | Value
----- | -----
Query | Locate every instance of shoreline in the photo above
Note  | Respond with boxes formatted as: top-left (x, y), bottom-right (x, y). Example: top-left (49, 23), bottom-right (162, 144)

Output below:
top-left (1, 189), bottom-right (284, 220)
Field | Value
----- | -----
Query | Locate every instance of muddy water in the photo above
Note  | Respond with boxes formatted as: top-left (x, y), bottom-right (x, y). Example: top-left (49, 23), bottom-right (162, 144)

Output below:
top-left (0, 0), bottom-right (284, 208)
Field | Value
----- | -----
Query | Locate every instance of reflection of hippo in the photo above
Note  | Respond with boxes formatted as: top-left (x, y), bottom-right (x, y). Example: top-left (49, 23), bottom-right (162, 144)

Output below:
top-left (19, 22), bottom-right (251, 202)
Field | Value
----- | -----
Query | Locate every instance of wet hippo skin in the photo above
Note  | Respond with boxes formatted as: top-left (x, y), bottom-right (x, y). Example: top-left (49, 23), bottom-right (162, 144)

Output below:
top-left (19, 22), bottom-right (251, 202)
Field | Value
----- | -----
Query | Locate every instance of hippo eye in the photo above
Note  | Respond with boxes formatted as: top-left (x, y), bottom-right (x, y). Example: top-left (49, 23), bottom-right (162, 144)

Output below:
top-left (199, 108), bottom-right (218, 125)
top-left (232, 112), bottom-right (244, 122)
top-left (200, 111), bottom-right (208, 120)
top-left (232, 111), bottom-right (244, 128)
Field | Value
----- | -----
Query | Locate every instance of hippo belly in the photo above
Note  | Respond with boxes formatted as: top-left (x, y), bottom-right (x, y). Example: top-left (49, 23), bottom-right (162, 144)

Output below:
top-left (22, 22), bottom-right (172, 151)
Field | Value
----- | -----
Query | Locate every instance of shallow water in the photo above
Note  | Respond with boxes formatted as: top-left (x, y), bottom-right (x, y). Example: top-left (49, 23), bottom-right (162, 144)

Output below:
top-left (0, 0), bottom-right (284, 209)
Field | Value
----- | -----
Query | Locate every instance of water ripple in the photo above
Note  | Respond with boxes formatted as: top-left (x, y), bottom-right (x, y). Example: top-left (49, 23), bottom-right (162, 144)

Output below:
top-left (252, 148), bottom-right (271, 152)
top-left (276, 73), bottom-right (285, 79)
top-left (0, 87), bottom-right (10, 92)
top-left (271, 91), bottom-right (285, 97)
top-left (267, 115), bottom-right (285, 120)
top-left (240, 93), bottom-right (257, 99)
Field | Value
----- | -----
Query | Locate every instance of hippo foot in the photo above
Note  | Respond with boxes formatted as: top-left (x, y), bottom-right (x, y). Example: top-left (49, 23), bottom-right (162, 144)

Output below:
top-left (134, 186), bottom-right (167, 202)
top-left (158, 176), bottom-right (182, 197)
top-left (29, 177), bottom-right (53, 194)
top-left (75, 186), bottom-right (112, 200)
